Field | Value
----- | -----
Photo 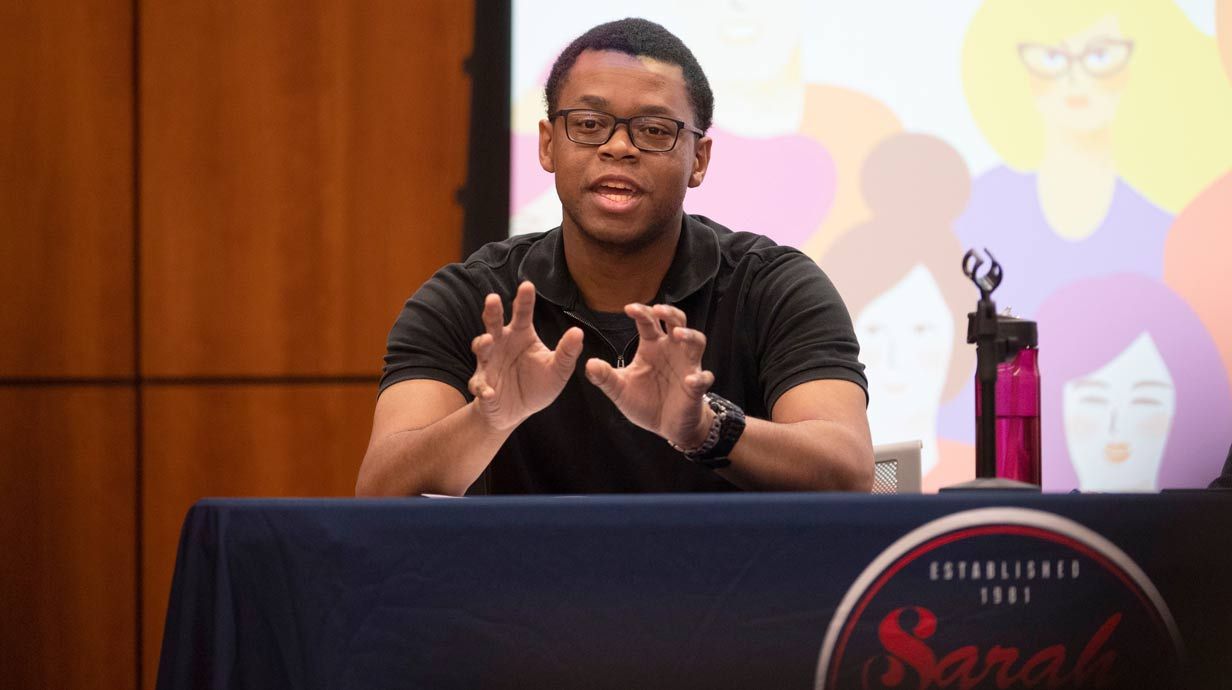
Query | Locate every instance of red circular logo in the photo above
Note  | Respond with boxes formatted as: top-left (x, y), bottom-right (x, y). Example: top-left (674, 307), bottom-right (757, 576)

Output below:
top-left (816, 508), bottom-right (1181, 689)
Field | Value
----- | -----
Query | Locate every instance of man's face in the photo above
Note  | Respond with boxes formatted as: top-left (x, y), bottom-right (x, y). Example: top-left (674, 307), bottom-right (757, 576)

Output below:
top-left (539, 50), bottom-right (711, 252)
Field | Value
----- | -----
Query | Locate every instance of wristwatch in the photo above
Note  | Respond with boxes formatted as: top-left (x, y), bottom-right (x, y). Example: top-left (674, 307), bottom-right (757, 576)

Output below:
top-left (670, 393), bottom-right (746, 469)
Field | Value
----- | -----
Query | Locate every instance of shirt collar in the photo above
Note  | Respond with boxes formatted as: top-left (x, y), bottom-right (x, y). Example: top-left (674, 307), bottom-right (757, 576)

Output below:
top-left (517, 214), bottom-right (722, 309)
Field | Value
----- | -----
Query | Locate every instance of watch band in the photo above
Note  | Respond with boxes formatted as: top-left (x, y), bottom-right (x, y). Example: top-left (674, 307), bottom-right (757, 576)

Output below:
top-left (670, 394), bottom-right (746, 469)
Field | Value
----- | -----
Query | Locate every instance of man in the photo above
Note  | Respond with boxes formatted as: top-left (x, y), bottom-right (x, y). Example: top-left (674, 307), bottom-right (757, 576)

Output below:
top-left (1212, 443), bottom-right (1232, 490)
top-left (356, 18), bottom-right (872, 496)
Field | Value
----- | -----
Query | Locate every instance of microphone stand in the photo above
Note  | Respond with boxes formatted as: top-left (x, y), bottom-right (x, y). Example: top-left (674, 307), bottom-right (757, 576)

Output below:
top-left (942, 249), bottom-right (1038, 492)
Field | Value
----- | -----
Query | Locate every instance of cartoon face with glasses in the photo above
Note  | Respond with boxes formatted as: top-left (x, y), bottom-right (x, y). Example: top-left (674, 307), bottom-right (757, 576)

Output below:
top-left (1018, 16), bottom-right (1134, 134)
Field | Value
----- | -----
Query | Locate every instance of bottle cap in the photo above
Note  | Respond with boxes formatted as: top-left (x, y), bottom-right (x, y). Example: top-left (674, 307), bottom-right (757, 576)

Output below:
top-left (997, 314), bottom-right (1038, 349)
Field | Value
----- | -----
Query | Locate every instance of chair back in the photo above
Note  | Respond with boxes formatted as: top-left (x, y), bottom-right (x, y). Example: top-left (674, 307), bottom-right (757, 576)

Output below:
top-left (872, 440), bottom-right (923, 494)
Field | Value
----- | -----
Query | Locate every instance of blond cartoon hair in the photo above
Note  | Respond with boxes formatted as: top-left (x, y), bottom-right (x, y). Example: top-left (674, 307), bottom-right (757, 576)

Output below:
top-left (963, 0), bottom-right (1232, 212)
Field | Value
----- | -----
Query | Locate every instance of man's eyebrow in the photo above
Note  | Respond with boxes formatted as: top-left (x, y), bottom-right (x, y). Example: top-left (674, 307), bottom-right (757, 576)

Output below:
top-left (1131, 380), bottom-right (1173, 391)
top-left (574, 95), bottom-right (610, 109)
top-left (635, 104), bottom-right (675, 117)
top-left (570, 95), bottom-right (678, 118)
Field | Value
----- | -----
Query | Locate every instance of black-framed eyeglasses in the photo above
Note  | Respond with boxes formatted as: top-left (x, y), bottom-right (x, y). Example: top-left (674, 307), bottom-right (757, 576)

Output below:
top-left (553, 108), bottom-right (704, 152)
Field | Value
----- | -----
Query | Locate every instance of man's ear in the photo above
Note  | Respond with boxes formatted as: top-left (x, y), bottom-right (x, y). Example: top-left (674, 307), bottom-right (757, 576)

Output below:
top-left (688, 135), bottom-right (712, 188)
top-left (538, 118), bottom-right (556, 173)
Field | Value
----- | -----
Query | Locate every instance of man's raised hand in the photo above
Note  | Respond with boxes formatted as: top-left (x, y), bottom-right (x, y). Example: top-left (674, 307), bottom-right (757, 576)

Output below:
top-left (469, 281), bottom-right (584, 431)
top-left (584, 303), bottom-right (715, 450)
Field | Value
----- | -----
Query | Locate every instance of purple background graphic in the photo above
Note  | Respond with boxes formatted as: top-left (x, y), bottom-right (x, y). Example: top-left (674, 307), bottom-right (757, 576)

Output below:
top-left (1036, 274), bottom-right (1232, 491)
top-left (953, 167), bottom-right (1172, 318)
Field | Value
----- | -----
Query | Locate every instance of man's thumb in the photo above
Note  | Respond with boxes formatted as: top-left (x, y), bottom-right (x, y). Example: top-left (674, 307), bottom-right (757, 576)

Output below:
top-left (584, 358), bottom-right (620, 398)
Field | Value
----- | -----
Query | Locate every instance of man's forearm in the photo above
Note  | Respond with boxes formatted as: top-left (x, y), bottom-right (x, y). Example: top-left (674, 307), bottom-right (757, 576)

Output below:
top-left (714, 416), bottom-right (874, 492)
top-left (356, 401), bottom-right (514, 497)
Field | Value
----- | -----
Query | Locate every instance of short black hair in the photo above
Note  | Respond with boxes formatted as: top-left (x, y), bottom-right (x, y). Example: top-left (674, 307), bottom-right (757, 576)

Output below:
top-left (544, 18), bottom-right (713, 133)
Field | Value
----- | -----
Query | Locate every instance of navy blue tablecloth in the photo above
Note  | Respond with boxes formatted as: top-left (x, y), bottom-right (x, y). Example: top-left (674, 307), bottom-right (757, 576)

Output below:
top-left (156, 493), bottom-right (1232, 689)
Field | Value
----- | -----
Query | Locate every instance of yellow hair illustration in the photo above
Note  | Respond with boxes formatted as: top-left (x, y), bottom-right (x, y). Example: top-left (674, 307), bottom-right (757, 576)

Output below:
top-left (963, 0), bottom-right (1232, 212)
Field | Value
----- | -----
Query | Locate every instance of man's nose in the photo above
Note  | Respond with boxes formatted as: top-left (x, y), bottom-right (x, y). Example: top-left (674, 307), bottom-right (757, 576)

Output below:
top-left (599, 123), bottom-right (638, 157)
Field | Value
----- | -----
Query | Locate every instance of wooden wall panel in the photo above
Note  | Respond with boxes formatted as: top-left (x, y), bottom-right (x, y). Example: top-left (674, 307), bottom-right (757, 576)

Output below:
top-left (0, 387), bottom-right (136, 689)
top-left (140, 0), bottom-right (474, 377)
top-left (141, 383), bottom-right (375, 689)
top-left (0, 0), bottom-right (134, 377)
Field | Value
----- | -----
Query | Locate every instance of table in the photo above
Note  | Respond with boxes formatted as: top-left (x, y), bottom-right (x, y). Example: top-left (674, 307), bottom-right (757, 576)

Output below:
top-left (156, 493), bottom-right (1232, 689)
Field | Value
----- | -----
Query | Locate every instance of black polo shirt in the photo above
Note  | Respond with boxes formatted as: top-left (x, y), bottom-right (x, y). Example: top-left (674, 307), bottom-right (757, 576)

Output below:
top-left (381, 215), bottom-right (866, 494)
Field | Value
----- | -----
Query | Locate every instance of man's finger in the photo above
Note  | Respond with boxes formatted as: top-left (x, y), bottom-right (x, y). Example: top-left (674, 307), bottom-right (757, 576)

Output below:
top-left (552, 327), bottom-right (585, 379)
top-left (509, 281), bottom-right (536, 331)
top-left (481, 293), bottom-right (504, 338)
top-left (471, 333), bottom-right (494, 364)
top-left (652, 304), bottom-right (687, 332)
top-left (671, 327), bottom-right (707, 363)
top-left (685, 370), bottom-right (715, 396)
top-left (625, 303), bottom-right (664, 341)
top-left (585, 357), bottom-right (624, 400)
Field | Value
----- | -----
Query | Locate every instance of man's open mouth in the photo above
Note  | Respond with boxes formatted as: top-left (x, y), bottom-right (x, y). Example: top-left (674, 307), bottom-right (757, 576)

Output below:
top-left (590, 177), bottom-right (643, 205)
top-left (596, 186), bottom-right (638, 202)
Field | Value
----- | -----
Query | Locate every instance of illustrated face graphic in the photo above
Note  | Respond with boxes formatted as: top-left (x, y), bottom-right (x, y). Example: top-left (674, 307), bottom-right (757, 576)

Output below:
top-left (1063, 332), bottom-right (1176, 491)
top-left (857, 264), bottom-right (954, 451)
top-left (680, 0), bottom-right (804, 82)
top-left (1019, 15), bottom-right (1133, 133)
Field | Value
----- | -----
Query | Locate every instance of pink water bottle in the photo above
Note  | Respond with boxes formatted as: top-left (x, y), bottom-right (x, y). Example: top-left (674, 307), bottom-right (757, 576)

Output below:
top-left (974, 316), bottom-right (1041, 485)
top-left (959, 249), bottom-right (1041, 491)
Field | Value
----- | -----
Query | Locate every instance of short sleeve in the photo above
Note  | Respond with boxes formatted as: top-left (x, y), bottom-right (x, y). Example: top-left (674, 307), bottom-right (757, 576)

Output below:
top-left (1211, 444), bottom-right (1232, 489)
top-left (379, 263), bottom-right (485, 399)
top-left (753, 251), bottom-right (868, 413)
